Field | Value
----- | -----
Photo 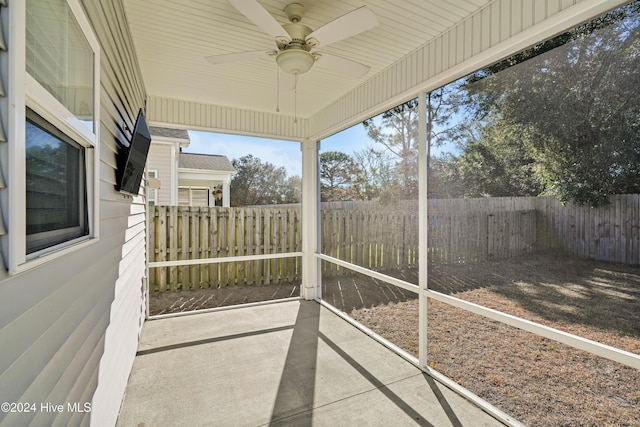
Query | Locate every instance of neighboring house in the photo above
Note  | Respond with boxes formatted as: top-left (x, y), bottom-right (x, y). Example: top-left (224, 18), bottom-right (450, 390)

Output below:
top-left (178, 153), bottom-right (236, 207)
top-left (146, 126), bottom-right (190, 206)
top-left (147, 127), bottom-right (236, 207)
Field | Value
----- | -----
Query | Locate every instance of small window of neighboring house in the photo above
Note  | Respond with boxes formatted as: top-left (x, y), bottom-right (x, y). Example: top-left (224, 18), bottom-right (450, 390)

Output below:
top-left (148, 170), bottom-right (158, 205)
top-left (10, 0), bottom-right (100, 273)
top-left (178, 187), bottom-right (209, 207)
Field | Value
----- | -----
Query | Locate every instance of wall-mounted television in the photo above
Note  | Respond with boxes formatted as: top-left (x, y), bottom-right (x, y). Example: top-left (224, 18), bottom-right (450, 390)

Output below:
top-left (116, 109), bottom-right (152, 196)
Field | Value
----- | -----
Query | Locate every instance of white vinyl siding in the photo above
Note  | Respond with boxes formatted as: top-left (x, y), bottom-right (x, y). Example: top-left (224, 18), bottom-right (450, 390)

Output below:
top-left (86, 0), bottom-right (147, 422)
top-left (146, 142), bottom-right (174, 206)
top-left (0, 1), bottom-right (147, 427)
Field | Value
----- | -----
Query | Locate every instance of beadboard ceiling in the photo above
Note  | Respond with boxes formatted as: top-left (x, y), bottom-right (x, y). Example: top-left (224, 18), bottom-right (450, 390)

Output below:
top-left (123, 0), bottom-right (491, 120)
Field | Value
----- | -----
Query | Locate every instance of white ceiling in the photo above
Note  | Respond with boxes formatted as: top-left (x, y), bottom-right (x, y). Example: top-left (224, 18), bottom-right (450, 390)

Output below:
top-left (123, 0), bottom-right (491, 119)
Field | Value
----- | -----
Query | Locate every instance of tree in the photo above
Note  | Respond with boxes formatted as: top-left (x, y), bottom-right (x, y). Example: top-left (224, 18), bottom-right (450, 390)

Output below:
top-left (458, 2), bottom-right (640, 205)
top-left (282, 175), bottom-right (302, 204)
top-left (352, 146), bottom-right (395, 201)
top-left (361, 89), bottom-right (470, 200)
top-left (363, 100), bottom-right (419, 198)
top-left (320, 151), bottom-right (359, 201)
top-left (230, 155), bottom-right (299, 206)
top-left (433, 119), bottom-right (544, 198)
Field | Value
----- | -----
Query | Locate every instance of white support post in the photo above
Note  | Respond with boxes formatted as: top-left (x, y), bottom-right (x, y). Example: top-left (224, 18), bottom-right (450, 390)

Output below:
top-left (222, 180), bottom-right (231, 208)
top-left (418, 92), bottom-right (429, 370)
top-left (301, 139), bottom-right (321, 300)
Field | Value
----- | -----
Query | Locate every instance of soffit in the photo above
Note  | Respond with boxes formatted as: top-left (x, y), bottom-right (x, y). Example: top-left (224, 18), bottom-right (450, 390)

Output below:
top-left (123, 0), bottom-right (491, 120)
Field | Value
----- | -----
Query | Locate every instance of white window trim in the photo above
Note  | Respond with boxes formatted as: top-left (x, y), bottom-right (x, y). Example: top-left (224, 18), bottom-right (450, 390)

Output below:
top-left (147, 169), bottom-right (158, 204)
top-left (8, 0), bottom-right (100, 275)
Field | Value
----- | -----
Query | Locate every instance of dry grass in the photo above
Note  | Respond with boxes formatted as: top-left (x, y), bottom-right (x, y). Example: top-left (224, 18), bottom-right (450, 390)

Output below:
top-left (149, 282), bottom-right (299, 315)
top-left (340, 255), bottom-right (640, 427)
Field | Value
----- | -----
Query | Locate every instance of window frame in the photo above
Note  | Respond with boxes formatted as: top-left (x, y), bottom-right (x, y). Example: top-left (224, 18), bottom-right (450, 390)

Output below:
top-left (25, 107), bottom-right (89, 255)
top-left (147, 169), bottom-right (158, 205)
top-left (178, 186), bottom-right (211, 207)
top-left (8, 0), bottom-right (100, 274)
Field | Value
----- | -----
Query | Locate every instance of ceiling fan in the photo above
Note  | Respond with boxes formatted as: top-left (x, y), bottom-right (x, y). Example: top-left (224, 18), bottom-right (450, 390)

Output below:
top-left (206, 0), bottom-right (379, 92)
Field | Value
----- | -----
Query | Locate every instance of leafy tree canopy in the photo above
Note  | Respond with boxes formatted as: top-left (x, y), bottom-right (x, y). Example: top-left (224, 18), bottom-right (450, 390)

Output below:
top-left (230, 154), bottom-right (300, 206)
top-left (320, 151), bottom-right (359, 201)
top-left (455, 1), bottom-right (640, 205)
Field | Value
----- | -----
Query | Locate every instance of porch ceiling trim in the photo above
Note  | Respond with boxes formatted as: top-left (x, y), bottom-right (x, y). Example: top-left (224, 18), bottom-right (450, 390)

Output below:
top-left (147, 95), bottom-right (309, 141)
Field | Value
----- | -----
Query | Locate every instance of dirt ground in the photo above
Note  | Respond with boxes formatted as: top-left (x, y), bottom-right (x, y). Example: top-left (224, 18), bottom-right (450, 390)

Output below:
top-left (149, 254), bottom-right (640, 426)
top-left (149, 281), bottom-right (300, 315)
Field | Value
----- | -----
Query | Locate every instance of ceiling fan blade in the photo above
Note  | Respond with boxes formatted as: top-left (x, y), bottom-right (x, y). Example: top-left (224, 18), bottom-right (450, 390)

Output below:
top-left (279, 71), bottom-right (296, 92)
top-left (315, 53), bottom-right (370, 79)
top-left (205, 50), bottom-right (270, 64)
top-left (306, 6), bottom-right (378, 48)
top-left (229, 0), bottom-right (290, 42)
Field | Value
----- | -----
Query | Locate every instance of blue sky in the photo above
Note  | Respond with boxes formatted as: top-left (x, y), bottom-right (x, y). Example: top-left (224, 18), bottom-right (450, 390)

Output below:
top-left (184, 118), bottom-right (459, 177)
top-left (185, 122), bottom-right (373, 177)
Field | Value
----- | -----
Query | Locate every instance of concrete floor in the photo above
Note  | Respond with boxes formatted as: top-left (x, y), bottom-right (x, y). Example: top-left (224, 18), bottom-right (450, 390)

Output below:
top-left (116, 300), bottom-right (508, 426)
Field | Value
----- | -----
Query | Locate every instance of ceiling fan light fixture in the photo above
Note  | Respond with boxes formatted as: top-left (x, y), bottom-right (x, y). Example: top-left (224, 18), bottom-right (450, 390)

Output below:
top-left (276, 49), bottom-right (315, 75)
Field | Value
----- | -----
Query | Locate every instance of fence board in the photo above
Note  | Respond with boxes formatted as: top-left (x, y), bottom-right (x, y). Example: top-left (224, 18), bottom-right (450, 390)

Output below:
top-left (208, 208), bottom-right (218, 286)
top-left (180, 207), bottom-right (190, 289)
top-left (200, 209), bottom-right (209, 286)
top-left (157, 206), bottom-right (167, 291)
top-left (168, 206), bottom-right (178, 286)
top-left (264, 209), bottom-right (271, 285)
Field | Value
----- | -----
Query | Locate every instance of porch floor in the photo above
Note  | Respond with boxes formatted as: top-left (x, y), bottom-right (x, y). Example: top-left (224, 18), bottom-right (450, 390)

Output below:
top-left (116, 300), bottom-right (507, 426)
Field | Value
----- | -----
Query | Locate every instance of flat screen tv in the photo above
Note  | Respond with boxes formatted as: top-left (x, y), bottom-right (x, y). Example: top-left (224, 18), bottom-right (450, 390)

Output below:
top-left (116, 109), bottom-right (152, 196)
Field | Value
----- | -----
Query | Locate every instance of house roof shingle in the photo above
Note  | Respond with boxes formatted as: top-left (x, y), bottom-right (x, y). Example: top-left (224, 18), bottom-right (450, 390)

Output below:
top-left (179, 153), bottom-right (236, 173)
top-left (149, 126), bottom-right (189, 141)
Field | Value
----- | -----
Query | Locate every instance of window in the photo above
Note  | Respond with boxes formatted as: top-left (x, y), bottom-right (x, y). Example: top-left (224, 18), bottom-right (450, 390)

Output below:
top-left (178, 187), bottom-right (210, 207)
top-left (26, 108), bottom-right (88, 253)
top-left (9, 0), bottom-right (100, 273)
top-left (26, 0), bottom-right (95, 131)
top-left (148, 170), bottom-right (158, 205)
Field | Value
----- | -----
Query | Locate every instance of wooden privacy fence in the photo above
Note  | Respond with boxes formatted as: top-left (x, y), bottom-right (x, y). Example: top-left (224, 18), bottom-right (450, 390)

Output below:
top-left (149, 194), bottom-right (639, 292)
top-left (428, 210), bottom-right (537, 264)
top-left (535, 194), bottom-right (640, 265)
top-left (150, 206), bottom-right (301, 292)
top-left (321, 209), bottom-right (419, 275)
top-left (150, 205), bottom-right (538, 291)
top-left (320, 209), bottom-right (537, 271)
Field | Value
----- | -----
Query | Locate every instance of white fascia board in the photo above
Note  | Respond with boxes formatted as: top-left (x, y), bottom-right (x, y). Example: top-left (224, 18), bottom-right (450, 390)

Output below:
top-left (178, 168), bottom-right (232, 181)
